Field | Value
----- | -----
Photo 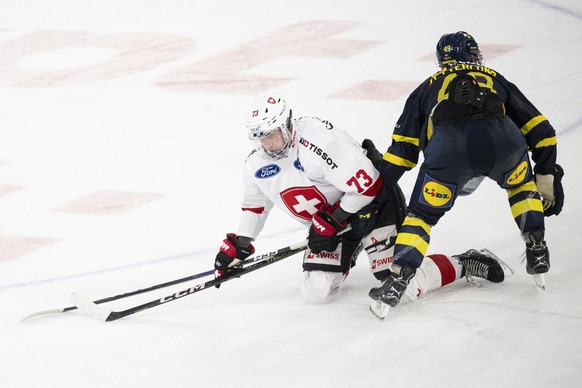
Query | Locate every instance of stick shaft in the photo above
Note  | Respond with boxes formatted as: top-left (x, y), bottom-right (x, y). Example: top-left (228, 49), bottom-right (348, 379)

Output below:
top-left (104, 242), bottom-right (308, 321)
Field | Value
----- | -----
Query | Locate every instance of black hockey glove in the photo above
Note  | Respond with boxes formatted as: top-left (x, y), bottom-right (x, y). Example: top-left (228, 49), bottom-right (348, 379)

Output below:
top-left (362, 138), bottom-right (383, 166)
top-left (308, 211), bottom-right (346, 254)
top-left (362, 138), bottom-right (406, 187)
top-left (537, 164), bottom-right (564, 217)
top-left (214, 233), bottom-right (255, 288)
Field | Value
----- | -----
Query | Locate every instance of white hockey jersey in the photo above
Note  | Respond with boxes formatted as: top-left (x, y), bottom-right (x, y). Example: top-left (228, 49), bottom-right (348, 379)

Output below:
top-left (237, 116), bottom-right (382, 240)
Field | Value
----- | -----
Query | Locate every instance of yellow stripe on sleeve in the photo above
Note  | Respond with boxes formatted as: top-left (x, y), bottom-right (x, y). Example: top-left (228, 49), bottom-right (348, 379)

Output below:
top-left (535, 136), bottom-right (557, 148)
top-left (383, 152), bottom-right (417, 168)
top-left (521, 115), bottom-right (547, 135)
top-left (392, 134), bottom-right (420, 146)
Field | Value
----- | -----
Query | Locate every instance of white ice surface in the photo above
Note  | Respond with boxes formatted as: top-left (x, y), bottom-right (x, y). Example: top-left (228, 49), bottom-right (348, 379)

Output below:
top-left (1, 1), bottom-right (581, 387)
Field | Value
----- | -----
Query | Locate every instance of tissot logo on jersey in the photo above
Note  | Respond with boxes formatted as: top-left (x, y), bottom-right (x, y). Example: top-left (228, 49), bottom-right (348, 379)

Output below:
top-left (298, 138), bottom-right (338, 169)
top-left (255, 164), bottom-right (281, 179)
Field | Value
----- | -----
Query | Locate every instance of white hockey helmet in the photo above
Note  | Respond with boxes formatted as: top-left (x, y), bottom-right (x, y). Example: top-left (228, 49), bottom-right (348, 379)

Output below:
top-left (245, 94), bottom-right (293, 160)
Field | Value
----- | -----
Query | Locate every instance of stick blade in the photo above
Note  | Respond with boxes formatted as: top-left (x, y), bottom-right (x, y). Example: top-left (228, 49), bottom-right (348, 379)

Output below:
top-left (20, 308), bottom-right (65, 322)
top-left (71, 292), bottom-right (111, 321)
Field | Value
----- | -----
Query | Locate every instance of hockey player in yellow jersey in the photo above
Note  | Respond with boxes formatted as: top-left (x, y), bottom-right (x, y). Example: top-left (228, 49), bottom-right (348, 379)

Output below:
top-left (368, 31), bottom-right (564, 315)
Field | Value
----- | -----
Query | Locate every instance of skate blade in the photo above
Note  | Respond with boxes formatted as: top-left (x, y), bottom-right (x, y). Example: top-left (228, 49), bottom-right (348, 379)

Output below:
top-left (465, 275), bottom-right (481, 287)
top-left (533, 274), bottom-right (546, 290)
top-left (369, 299), bottom-right (391, 320)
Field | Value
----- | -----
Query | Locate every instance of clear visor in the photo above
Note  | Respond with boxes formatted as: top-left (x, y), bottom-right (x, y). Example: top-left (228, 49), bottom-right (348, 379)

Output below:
top-left (248, 125), bottom-right (278, 139)
top-left (251, 127), bottom-right (291, 160)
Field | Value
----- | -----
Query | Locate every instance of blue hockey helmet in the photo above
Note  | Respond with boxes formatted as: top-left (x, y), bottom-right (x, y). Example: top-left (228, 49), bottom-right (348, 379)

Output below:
top-left (436, 31), bottom-right (482, 67)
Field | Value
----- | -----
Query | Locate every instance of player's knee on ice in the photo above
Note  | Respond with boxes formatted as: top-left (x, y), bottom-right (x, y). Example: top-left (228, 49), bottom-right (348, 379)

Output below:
top-left (301, 271), bottom-right (345, 304)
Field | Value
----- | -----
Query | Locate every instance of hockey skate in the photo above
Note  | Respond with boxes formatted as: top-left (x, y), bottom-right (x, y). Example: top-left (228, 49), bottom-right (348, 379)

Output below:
top-left (525, 230), bottom-right (550, 274)
top-left (453, 249), bottom-right (506, 285)
top-left (368, 264), bottom-right (416, 320)
top-left (524, 230), bottom-right (550, 290)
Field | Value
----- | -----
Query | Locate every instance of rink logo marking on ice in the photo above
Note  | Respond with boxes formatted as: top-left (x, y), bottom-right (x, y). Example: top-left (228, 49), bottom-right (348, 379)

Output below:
top-left (330, 80), bottom-right (419, 101)
top-left (255, 164), bottom-right (281, 179)
top-left (157, 21), bottom-right (381, 94)
top-left (53, 191), bottom-right (163, 215)
top-left (0, 184), bottom-right (22, 197)
top-left (0, 31), bottom-right (195, 87)
top-left (0, 21), bottom-right (379, 95)
top-left (0, 236), bottom-right (57, 262)
top-left (420, 175), bottom-right (455, 208)
top-left (0, 27), bottom-right (526, 103)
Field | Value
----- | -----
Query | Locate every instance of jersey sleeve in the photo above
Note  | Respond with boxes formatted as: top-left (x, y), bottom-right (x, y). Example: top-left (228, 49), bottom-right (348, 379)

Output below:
top-left (302, 119), bottom-right (383, 214)
top-left (236, 162), bottom-right (274, 240)
top-left (382, 84), bottom-right (426, 181)
top-left (503, 79), bottom-right (557, 174)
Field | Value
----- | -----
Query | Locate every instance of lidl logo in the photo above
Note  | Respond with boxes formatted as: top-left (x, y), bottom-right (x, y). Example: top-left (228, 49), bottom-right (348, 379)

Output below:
top-left (506, 160), bottom-right (529, 186)
top-left (420, 175), bottom-right (455, 208)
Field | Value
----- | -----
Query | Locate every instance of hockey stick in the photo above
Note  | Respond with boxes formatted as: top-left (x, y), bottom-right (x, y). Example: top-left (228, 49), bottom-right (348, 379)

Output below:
top-left (20, 269), bottom-right (214, 322)
top-left (71, 240), bottom-right (309, 322)
top-left (20, 249), bottom-right (280, 322)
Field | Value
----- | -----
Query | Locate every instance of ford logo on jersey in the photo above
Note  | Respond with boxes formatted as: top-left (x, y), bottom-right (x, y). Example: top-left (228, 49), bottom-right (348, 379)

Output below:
top-left (255, 164), bottom-right (281, 179)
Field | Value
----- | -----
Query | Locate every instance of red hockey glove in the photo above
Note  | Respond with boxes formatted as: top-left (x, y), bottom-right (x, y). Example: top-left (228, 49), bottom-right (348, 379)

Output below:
top-left (214, 233), bottom-right (255, 288)
top-left (308, 211), bottom-right (346, 254)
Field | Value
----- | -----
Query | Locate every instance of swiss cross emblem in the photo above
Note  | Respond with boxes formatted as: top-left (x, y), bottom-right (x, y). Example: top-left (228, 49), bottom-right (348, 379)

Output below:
top-left (280, 186), bottom-right (328, 220)
top-left (267, 97), bottom-right (276, 104)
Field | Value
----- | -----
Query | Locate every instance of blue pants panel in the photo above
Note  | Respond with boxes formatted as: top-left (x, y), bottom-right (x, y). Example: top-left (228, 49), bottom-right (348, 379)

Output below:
top-left (409, 115), bottom-right (530, 225)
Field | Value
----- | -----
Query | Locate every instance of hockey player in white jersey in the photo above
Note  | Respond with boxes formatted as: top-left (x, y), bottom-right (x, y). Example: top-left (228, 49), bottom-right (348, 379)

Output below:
top-left (213, 94), bottom-right (506, 306)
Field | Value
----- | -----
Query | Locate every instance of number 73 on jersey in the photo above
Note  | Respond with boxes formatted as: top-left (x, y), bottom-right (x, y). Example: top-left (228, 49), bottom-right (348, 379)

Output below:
top-left (346, 169), bottom-right (374, 193)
